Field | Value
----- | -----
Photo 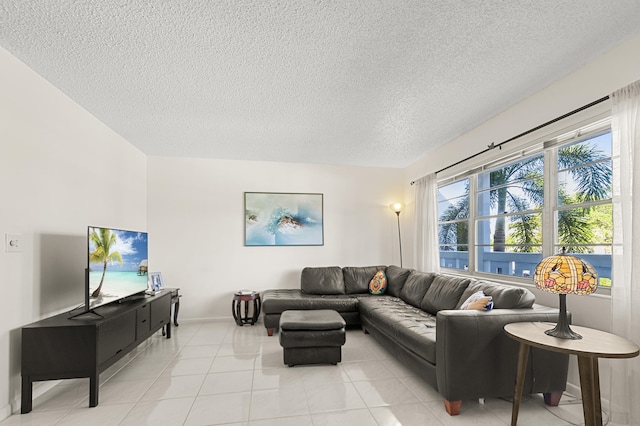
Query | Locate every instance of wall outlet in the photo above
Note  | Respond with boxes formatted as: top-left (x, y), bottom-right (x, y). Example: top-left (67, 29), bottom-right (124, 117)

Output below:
top-left (6, 233), bottom-right (22, 253)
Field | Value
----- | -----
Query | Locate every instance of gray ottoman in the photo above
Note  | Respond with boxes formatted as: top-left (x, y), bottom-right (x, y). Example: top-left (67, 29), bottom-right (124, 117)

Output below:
top-left (279, 310), bottom-right (346, 367)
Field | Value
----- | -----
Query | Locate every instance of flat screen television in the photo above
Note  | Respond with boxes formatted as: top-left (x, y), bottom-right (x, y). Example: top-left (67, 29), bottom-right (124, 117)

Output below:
top-left (86, 226), bottom-right (149, 311)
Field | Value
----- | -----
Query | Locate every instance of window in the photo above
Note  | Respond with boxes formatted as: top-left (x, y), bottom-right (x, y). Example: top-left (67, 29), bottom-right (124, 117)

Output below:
top-left (555, 131), bottom-right (613, 287)
top-left (476, 153), bottom-right (544, 276)
top-left (437, 120), bottom-right (613, 289)
top-left (437, 179), bottom-right (469, 270)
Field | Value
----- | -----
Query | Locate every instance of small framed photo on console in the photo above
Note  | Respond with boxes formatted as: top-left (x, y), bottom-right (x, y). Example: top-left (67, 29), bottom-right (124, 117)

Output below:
top-left (149, 272), bottom-right (164, 292)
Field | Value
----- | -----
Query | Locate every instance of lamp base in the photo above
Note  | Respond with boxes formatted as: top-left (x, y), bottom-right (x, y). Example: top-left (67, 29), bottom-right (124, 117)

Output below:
top-left (546, 293), bottom-right (582, 340)
top-left (544, 324), bottom-right (582, 339)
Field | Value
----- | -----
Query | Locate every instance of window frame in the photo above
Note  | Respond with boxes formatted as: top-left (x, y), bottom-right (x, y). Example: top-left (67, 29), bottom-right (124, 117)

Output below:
top-left (436, 113), bottom-right (613, 295)
top-left (437, 178), bottom-right (471, 269)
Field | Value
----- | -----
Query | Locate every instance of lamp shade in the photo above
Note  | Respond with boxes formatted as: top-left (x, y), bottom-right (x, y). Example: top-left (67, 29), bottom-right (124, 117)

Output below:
top-left (390, 203), bottom-right (403, 214)
top-left (534, 249), bottom-right (598, 295)
top-left (533, 248), bottom-right (598, 339)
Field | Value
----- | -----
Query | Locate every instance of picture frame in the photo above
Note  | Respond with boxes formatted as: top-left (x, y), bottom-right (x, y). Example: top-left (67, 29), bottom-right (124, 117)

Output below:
top-left (244, 192), bottom-right (324, 246)
top-left (149, 272), bottom-right (164, 291)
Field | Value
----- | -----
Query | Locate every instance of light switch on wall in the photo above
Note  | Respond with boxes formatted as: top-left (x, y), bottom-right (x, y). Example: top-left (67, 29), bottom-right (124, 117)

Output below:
top-left (5, 233), bottom-right (22, 253)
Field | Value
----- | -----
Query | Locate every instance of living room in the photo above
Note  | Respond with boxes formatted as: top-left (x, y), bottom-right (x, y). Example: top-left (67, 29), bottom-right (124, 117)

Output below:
top-left (2, 3), bottom-right (640, 425)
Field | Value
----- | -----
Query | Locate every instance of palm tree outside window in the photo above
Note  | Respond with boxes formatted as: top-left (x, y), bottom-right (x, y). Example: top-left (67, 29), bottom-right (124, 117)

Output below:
top-left (438, 179), bottom-right (470, 270)
top-left (437, 123), bottom-right (613, 289)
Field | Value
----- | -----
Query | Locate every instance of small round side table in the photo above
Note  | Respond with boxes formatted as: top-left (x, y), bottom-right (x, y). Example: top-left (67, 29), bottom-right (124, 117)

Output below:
top-left (232, 291), bottom-right (261, 326)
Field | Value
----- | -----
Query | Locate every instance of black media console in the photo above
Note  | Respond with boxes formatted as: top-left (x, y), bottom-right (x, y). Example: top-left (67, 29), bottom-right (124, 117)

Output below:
top-left (21, 289), bottom-right (174, 413)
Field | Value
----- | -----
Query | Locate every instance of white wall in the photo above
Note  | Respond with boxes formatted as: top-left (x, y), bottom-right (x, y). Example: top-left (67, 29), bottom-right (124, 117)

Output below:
top-left (147, 156), bottom-right (405, 319)
top-left (404, 33), bottom-right (640, 399)
top-left (0, 47), bottom-right (148, 418)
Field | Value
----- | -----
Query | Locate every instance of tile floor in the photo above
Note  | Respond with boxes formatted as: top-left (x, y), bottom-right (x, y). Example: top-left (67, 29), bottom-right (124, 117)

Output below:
top-left (2, 319), bottom-right (589, 426)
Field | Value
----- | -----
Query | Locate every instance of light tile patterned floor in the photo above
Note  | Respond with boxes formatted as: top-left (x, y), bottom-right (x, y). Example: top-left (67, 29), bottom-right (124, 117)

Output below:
top-left (2, 319), bottom-right (588, 425)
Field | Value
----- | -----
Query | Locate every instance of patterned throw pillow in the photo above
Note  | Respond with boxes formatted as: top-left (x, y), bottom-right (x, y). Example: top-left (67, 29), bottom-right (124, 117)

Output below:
top-left (369, 270), bottom-right (387, 295)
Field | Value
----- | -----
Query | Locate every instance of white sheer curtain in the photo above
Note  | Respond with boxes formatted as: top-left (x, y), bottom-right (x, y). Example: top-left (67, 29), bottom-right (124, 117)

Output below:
top-left (610, 80), bottom-right (640, 425)
top-left (413, 173), bottom-right (440, 272)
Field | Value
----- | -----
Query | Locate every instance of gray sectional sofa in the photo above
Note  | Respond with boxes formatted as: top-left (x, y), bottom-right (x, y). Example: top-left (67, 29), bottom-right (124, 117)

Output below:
top-left (261, 265), bottom-right (569, 416)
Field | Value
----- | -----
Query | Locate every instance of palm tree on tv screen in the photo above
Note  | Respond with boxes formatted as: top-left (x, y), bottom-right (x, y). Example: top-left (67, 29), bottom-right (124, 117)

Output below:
top-left (89, 228), bottom-right (123, 298)
top-left (439, 142), bottom-right (611, 252)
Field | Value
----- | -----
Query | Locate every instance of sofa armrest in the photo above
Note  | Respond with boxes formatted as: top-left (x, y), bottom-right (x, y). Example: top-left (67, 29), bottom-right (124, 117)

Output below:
top-left (435, 306), bottom-right (569, 401)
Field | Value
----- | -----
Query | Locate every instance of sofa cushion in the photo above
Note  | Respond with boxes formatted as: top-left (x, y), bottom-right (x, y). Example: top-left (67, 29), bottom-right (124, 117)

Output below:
top-left (262, 289), bottom-right (359, 313)
top-left (456, 280), bottom-right (535, 309)
top-left (359, 297), bottom-right (437, 364)
top-left (368, 270), bottom-right (387, 295)
top-left (399, 271), bottom-right (436, 308)
top-left (279, 309), bottom-right (346, 331)
top-left (343, 266), bottom-right (386, 294)
top-left (385, 265), bottom-right (414, 297)
top-left (420, 275), bottom-right (471, 315)
top-left (301, 266), bottom-right (345, 295)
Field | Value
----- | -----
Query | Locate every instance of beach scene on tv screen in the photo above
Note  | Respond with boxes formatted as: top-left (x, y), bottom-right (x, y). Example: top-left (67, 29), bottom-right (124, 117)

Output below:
top-left (88, 227), bottom-right (148, 309)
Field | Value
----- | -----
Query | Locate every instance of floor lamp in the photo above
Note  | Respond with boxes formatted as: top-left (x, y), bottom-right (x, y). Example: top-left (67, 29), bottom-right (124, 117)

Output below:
top-left (390, 203), bottom-right (403, 267)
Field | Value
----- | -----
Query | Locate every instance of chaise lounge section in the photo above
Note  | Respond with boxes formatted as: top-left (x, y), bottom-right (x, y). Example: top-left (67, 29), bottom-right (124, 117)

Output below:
top-left (261, 265), bottom-right (569, 415)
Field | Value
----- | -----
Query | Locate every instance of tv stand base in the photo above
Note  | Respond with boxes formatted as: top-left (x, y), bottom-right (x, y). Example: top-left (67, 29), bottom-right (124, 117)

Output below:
top-left (21, 291), bottom-right (172, 413)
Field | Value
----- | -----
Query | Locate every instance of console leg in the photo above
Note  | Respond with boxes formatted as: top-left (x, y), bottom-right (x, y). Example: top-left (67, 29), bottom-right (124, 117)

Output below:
top-left (166, 322), bottom-right (171, 339)
top-left (89, 374), bottom-right (99, 407)
top-left (173, 299), bottom-right (180, 326)
top-left (21, 376), bottom-right (33, 414)
top-left (444, 399), bottom-right (461, 415)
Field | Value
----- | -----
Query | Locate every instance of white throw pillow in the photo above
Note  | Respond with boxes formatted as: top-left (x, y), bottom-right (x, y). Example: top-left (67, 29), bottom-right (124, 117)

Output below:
top-left (460, 290), bottom-right (493, 310)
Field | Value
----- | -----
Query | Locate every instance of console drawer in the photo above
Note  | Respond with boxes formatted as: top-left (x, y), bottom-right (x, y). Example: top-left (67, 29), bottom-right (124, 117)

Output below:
top-left (97, 310), bottom-right (136, 365)
top-left (150, 292), bottom-right (171, 329)
top-left (136, 302), bottom-right (151, 338)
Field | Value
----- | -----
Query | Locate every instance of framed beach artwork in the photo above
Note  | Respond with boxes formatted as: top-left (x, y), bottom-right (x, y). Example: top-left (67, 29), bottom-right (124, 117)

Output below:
top-left (244, 192), bottom-right (324, 246)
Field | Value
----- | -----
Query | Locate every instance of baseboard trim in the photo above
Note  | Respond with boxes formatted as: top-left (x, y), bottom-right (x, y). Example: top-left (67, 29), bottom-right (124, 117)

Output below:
top-left (178, 316), bottom-right (231, 322)
top-left (565, 381), bottom-right (581, 399)
top-left (8, 379), bottom-right (62, 418)
top-left (0, 402), bottom-right (12, 422)
top-left (563, 381), bottom-right (611, 415)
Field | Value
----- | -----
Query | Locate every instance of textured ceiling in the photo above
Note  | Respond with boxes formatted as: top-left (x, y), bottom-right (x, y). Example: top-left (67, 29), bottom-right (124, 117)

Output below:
top-left (2, 1), bottom-right (640, 168)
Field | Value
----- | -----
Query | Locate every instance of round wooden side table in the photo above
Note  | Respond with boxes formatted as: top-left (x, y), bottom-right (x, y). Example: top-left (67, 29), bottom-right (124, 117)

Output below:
top-left (232, 291), bottom-right (261, 326)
